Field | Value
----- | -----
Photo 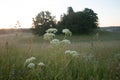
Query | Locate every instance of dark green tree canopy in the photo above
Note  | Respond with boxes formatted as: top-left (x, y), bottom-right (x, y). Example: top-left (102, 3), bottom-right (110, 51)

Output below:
top-left (67, 7), bottom-right (74, 15)
top-left (58, 7), bottom-right (98, 34)
top-left (35, 11), bottom-right (55, 25)
top-left (32, 7), bottom-right (99, 35)
top-left (32, 11), bottom-right (56, 35)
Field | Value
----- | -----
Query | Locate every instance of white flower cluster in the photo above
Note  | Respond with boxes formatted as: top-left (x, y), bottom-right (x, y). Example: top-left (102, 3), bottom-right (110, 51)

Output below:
top-left (43, 33), bottom-right (55, 40)
top-left (27, 63), bottom-right (35, 68)
top-left (38, 62), bottom-right (45, 66)
top-left (65, 50), bottom-right (79, 56)
top-left (25, 57), bottom-right (45, 68)
top-left (50, 39), bottom-right (71, 45)
top-left (43, 28), bottom-right (57, 40)
top-left (25, 57), bottom-right (36, 63)
top-left (61, 39), bottom-right (71, 44)
top-left (46, 28), bottom-right (57, 33)
top-left (62, 29), bottom-right (72, 36)
top-left (50, 39), bottom-right (60, 45)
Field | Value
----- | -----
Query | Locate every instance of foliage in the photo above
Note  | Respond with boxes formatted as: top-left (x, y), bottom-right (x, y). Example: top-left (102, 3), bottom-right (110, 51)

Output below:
top-left (67, 6), bottom-right (74, 15)
top-left (58, 7), bottom-right (99, 34)
top-left (31, 7), bottom-right (99, 35)
top-left (31, 11), bottom-right (56, 35)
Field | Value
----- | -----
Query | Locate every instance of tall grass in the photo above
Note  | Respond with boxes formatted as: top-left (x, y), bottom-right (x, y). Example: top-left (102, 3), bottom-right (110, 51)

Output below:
top-left (0, 31), bottom-right (120, 80)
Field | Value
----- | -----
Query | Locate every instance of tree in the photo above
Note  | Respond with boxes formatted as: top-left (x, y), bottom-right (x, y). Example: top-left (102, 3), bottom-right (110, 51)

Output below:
top-left (58, 7), bottom-right (98, 34)
top-left (67, 7), bottom-right (74, 15)
top-left (32, 11), bottom-right (56, 35)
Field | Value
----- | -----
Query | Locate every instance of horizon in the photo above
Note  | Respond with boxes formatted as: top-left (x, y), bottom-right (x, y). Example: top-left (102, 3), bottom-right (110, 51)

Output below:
top-left (0, 0), bottom-right (120, 29)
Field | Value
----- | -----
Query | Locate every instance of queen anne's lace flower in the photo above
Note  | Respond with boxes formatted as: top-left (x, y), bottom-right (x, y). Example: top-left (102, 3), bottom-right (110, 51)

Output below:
top-left (25, 57), bottom-right (36, 63)
top-left (70, 51), bottom-right (78, 55)
top-left (65, 50), bottom-right (79, 56)
top-left (71, 51), bottom-right (80, 57)
top-left (65, 50), bottom-right (71, 54)
top-left (60, 39), bottom-right (71, 44)
top-left (27, 63), bottom-right (35, 68)
top-left (50, 39), bottom-right (60, 45)
top-left (46, 28), bottom-right (57, 33)
top-left (43, 33), bottom-right (55, 40)
top-left (62, 29), bottom-right (72, 36)
top-left (38, 62), bottom-right (45, 66)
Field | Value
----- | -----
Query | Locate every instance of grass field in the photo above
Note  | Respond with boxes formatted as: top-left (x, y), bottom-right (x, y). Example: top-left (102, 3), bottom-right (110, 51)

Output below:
top-left (0, 29), bottom-right (120, 80)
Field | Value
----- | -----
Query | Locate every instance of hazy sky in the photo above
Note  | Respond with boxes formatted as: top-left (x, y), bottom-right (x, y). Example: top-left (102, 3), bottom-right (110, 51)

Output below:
top-left (0, 0), bottom-right (120, 28)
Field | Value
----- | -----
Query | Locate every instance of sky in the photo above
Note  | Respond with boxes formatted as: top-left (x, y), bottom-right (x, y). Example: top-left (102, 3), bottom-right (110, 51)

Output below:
top-left (0, 0), bottom-right (120, 29)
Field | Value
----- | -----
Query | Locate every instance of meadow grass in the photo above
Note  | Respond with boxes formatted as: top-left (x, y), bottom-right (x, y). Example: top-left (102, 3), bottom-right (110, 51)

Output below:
top-left (0, 31), bottom-right (120, 80)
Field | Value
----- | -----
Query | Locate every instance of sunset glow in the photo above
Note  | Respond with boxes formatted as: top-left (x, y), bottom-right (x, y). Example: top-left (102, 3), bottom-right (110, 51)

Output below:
top-left (0, 0), bottom-right (120, 29)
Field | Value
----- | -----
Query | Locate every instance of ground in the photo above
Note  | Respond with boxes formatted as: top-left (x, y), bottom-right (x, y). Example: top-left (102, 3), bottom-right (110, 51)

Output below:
top-left (0, 27), bottom-right (120, 80)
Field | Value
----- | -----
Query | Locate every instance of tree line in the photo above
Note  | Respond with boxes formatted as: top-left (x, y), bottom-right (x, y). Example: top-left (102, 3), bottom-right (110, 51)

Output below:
top-left (31, 7), bottom-right (99, 35)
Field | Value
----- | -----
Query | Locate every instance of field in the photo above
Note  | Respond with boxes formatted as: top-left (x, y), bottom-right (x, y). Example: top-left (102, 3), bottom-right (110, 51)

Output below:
top-left (0, 29), bottom-right (120, 80)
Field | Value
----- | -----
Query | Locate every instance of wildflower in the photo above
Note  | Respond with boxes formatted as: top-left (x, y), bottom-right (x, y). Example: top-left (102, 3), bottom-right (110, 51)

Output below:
top-left (65, 50), bottom-right (79, 56)
top-left (25, 57), bottom-right (36, 63)
top-left (65, 50), bottom-right (71, 54)
top-left (60, 39), bottom-right (71, 45)
top-left (38, 62), bottom-right (45, 66)
top-left (50, 39), bottom-right (60, 45)
top-left (70, 50), bottom-right (79, 57)
top-left (72, 52), bottom-right (80, 57)
top-left (62, 29), bottom-right (72, 36)
top-left (70, 51), bottom-right (78, 55)
top-left (27, 63), bottom-right (35, 68)
top-left (43, 33), bottom-right (55, 40)
top-left (30, 57), bottom-right (36, 60)
top-left (46, 28), bottom-right (58, 33)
